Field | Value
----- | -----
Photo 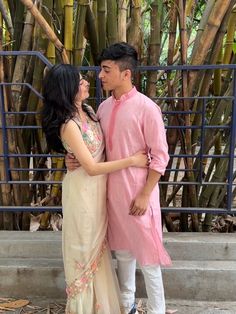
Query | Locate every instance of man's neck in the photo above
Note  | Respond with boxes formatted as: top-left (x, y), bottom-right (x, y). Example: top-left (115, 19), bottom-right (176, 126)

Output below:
top-left (113, 83), bottom-right (133, 100)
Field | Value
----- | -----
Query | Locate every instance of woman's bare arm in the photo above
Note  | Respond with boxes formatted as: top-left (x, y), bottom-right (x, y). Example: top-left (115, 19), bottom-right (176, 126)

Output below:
top-left (61, 120), bottom-right (147, 176)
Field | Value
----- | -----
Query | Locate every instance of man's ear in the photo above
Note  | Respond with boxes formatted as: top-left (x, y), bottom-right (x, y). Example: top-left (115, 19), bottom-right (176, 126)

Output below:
top-left (123, 69), bottom-right (132, 80)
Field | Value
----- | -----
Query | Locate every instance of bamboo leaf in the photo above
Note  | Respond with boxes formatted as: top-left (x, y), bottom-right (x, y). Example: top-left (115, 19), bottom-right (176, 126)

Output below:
top-left (233, 42), bottom-right (236, 54)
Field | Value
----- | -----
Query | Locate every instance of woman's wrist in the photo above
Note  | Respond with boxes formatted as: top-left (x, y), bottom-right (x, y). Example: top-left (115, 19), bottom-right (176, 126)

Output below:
top-left (129, 156), bottom-right (135, 167)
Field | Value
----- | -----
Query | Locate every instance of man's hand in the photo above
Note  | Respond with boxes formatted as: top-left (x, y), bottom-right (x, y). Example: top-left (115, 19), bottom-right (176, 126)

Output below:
top-left (65, 153), bottom-right (80, 171)
top-left (129, 169), bottom-right (161, 216)
top-left (129, 192), bottom-right (150, 216)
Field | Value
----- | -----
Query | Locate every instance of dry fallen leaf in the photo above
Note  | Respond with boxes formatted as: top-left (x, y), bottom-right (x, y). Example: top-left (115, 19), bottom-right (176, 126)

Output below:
top-left (0, 306), bottom-right (15, 311)
top-left (0, 299), bottom-right (29, 309)
top-left (166, 309), bottom-right (178, 314)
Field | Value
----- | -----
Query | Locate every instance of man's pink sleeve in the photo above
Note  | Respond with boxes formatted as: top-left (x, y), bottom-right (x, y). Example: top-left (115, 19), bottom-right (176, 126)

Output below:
top-left (143, 104), bottom-right (169, 176)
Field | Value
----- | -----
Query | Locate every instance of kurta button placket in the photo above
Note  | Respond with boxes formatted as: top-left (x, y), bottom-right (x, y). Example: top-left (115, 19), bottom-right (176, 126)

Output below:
top-left (107, 99), bottom-right (121, 151)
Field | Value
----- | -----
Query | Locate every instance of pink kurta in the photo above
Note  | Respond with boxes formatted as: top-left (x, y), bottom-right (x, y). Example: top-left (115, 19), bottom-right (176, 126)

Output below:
top-left (97, 87), bottom-right (171, 266)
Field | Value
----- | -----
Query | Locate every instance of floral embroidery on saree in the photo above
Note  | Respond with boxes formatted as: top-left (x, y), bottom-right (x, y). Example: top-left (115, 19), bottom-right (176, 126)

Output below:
top-left (66, 240), bottom-right (107, 300)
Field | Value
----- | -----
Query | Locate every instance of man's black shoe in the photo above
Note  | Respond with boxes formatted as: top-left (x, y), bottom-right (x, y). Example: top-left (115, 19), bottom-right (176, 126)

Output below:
top-left (128, 304), bottom-right (136, 314)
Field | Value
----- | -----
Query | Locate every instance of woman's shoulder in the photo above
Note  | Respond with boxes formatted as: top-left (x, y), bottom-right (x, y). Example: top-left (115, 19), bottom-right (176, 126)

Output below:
top-left (61, 118), bottom-right (81, 137)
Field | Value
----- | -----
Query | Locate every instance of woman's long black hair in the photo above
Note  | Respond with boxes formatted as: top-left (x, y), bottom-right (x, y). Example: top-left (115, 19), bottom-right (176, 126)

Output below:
top-left (41, 64), bottom-right (95, 153)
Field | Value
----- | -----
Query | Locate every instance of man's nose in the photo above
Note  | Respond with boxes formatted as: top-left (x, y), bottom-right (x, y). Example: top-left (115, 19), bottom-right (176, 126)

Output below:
top-left (98, 71), bottom-right (103, 79)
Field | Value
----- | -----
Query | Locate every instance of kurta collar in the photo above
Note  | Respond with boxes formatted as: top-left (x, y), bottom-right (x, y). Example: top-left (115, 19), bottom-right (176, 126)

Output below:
top-left (112, 86), bottom-right (137, 103)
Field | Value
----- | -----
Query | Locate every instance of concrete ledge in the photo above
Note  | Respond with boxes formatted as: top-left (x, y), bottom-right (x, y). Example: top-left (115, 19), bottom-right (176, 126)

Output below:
top-left (136, 260), bottom-right (236, 300)
top-left (0, 231), bottom-right (62, 259)
top-left (1, 231), bottom-right (236, 260)
top-left (163, 260), bottom-right (236, 301)
top-left (164, 232), bottom-right (236, 261)
top-left (1, 231), bottom-right (236, 301)
top-left (1, 258), bottom-right (236, 301)
top-left (0, 258), bottom-right (66, 299)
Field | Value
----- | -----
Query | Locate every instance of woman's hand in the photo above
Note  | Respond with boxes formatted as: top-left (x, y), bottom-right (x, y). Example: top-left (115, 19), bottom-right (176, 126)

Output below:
top-left (131, 150), bottom-right (149, 168)
top-left (65, 153), bottom-right (81, 171)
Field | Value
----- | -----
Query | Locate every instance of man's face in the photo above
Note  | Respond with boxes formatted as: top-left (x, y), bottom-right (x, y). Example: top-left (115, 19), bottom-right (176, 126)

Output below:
top-left (99, 60), bottom-right (126, 91)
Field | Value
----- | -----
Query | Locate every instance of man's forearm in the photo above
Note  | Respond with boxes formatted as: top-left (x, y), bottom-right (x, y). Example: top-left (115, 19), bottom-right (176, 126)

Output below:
top-left (142, 168), bottom-right (162, 196)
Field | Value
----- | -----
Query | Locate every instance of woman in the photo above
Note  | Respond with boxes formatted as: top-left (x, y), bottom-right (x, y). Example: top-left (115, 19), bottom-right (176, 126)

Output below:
top-left (41, 64), bottom-right (147, 314)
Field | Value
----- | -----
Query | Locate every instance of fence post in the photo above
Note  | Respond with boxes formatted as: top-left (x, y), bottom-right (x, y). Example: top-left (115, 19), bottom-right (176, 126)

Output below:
top-left (0, 84), bottom-right (10, 182)
top-left (227, 69), bottom-right (236, 211)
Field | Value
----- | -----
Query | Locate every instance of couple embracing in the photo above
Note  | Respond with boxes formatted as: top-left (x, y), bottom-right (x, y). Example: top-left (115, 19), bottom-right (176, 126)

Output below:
top-left (42, 42), bottom-right (171, 314)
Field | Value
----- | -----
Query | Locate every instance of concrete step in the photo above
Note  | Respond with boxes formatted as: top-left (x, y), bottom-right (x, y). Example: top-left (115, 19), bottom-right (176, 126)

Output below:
top-left (137, 260), bottom-right (236, 301)
top-left (0, 231), bottom-right (62, 259)
top-left (1, 231), bottom-right (236, 260)
top-left (164, 232), bottom-right (236, 261)
top-left (1, 257), bottom-right (236, 301)
top-left (1, 231), bottom-right (236, 301)
top-left (0, 257), bottom-right (66, 299)
top-left (164, 260), bottom-right (236, 301)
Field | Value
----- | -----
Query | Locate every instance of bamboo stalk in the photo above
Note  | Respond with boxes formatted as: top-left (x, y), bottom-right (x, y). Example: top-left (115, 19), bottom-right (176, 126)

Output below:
top-left (127, 0), bottom-right (141, 50)
top-left (173, 0), bottom-right (196, 57)
top-left (64, 0), bottom-right (73, 62)
top-left (39, 157), bottom-right (65, 230)
top-left (0, 0), bottom-right (13, 38)
top-left (97, 0), bottom-right (106, 52)
top-left (73, 0), bottom-right (88, 65)
top-left (85, 5), bottom-right (99, 65)
top-left (188, 0), bottom-right (232, 97)
top-left (146, 0), bottom-right (162, 98)
top-left (167, 0), bottom-right (178, 65)
top-left (118, 0), bottom-right (128, 42)
top-left (11, 9), bottom-right (34, 113)
top-left (201, 143), bottom-right (230, 207)
top-left (0, 23), bottom-right (14, 229)
top-left (92, 0), bottom-right (98, 22)
top-left (163, 1), bottom-right (179, 203)
top-left (213, 47), bottom-right (223, 96)
top-left (223, 6), bottom-right (236, 64)
top-left (22, 1), bottom-right (52, 152)
top-left (190, 0), bottom-right (215, 60)
top-left (12, 1), bottom-right (24, 52)
top-left (179, 0), bottom-right (199, 230)
top-left (107, 0), bottom-right (118, 45)
top-left (20, 0), bottom-right (69, 63)
top-left (191, 0), bottom-right (235, 146)
top-left (7, 0), bottom-right (15, 22)
top-left (53, 0), bottom-right (64, 43)
top-left (46, 30), bottom-right (56, 64)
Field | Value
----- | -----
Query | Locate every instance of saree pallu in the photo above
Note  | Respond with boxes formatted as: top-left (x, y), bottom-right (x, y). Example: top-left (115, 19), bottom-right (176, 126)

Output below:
top-left (62, 116), bottom-right (121, 314)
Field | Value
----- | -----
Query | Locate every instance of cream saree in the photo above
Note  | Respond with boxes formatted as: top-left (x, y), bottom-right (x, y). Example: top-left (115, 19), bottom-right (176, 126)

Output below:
top-left (62, 115), bottom-right (121, 314)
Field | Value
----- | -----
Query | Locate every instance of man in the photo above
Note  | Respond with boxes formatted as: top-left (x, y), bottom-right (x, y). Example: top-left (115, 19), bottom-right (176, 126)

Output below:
top-left (68, 42), bottom-right (171, 314)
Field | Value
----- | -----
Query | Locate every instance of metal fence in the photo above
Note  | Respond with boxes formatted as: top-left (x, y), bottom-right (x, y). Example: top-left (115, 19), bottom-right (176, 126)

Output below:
top-left (0, 51), bottom-right (235, 214)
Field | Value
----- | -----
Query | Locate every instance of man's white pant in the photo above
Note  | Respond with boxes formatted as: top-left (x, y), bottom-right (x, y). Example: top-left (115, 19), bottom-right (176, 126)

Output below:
top-left (115, 250), bottom-right (165, 314)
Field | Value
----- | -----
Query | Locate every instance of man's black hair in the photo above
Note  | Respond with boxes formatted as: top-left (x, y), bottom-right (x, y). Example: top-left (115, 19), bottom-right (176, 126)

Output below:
top-left (41, 64), bottom-right (96, 153)
top-left (98, 42), bottom-right (138, 74)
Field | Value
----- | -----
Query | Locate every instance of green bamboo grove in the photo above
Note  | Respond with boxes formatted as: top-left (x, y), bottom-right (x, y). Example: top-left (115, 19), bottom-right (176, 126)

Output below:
top-left (0, 0), bottom-right (235, 231)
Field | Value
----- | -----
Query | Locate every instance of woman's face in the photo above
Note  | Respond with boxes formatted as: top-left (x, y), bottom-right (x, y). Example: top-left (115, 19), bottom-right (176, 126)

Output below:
top-left (75, 76), bottom-right (90, 103)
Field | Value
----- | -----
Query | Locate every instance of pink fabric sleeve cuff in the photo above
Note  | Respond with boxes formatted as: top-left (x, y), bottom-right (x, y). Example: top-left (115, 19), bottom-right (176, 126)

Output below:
top-left (149, 157), bottom-right (169, 176)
